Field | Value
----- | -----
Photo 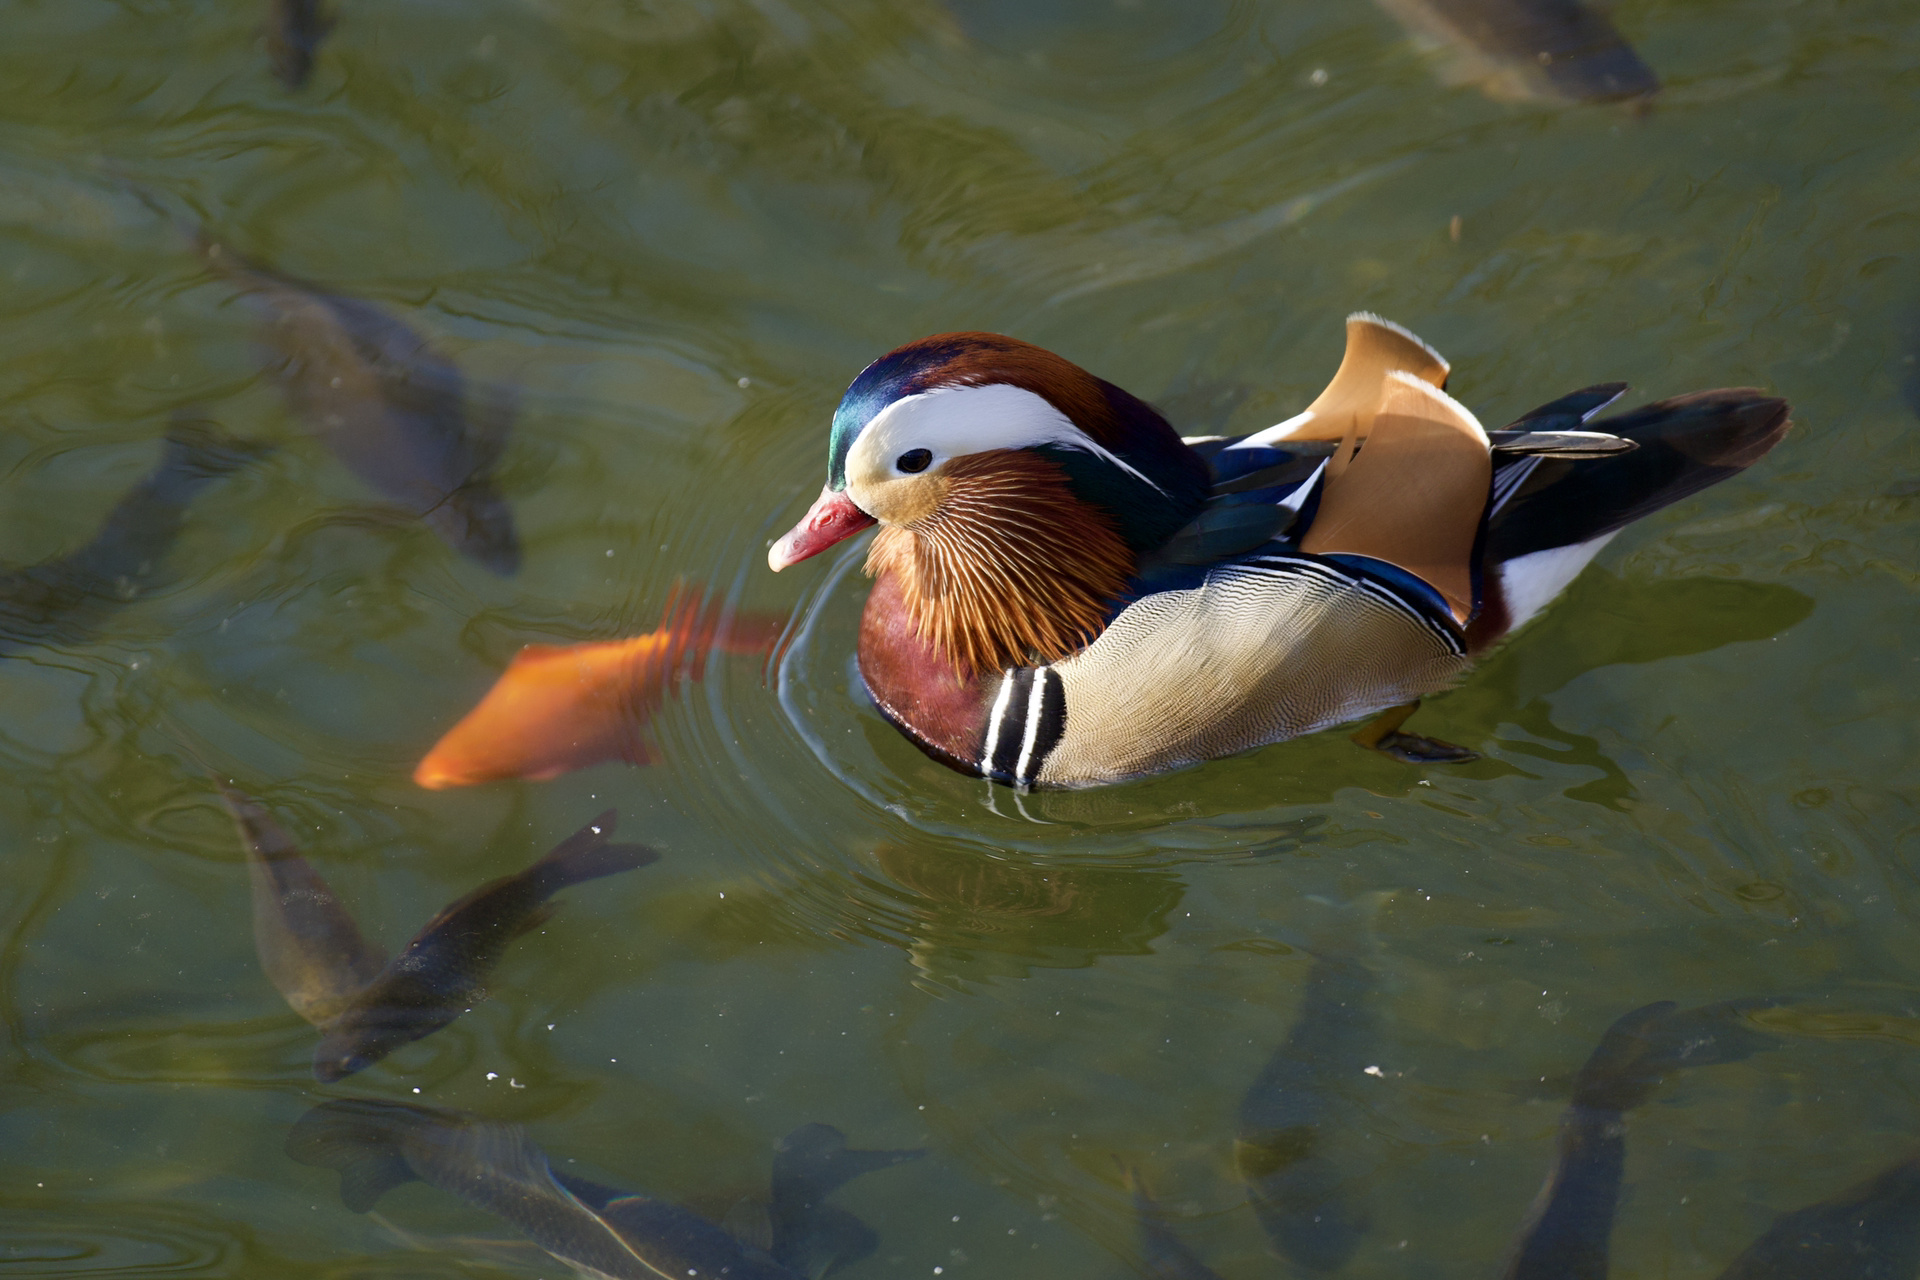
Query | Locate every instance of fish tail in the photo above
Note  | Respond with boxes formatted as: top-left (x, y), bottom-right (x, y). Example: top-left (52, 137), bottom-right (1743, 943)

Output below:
top-left (770, 1125), bottom-right (923, 1274)
top-left (285, 1099), bottom-right (425, 1213)
top-left (530, 809), bottom-right (661, 893)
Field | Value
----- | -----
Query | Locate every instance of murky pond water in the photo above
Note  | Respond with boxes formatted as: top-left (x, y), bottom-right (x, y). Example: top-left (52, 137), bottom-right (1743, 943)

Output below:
top-left (2, 0), bottom-right (1918, 1275)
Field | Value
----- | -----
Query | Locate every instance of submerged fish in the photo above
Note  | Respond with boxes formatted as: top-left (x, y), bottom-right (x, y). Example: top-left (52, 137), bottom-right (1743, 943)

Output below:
top-left (0, 416), bottom-right (270, 656)
top-left (1716, 1153), bottom-right (1920, 1280)
top-left (313, 810), bottom-right (656, 1081)
top-left (413, 585), bottom-right (788, 789)
top-left (1502, 1000), bottom-right (1778, 1279)
top-left (1374, 0), bottom-right (1659, 103)
top-left (266, 0), bottom-right (333, 89)
top-left (1120, 1166), bottom-right (1226, 1280)
top-left (219, 784), bottom-right (385, 1026)
top-left (1234, 952), bottom-right (1375, 1272)
top-left (286, 1099), bottom-right (921, 1279)
top-left (197, 236), bottom-right (519, 574)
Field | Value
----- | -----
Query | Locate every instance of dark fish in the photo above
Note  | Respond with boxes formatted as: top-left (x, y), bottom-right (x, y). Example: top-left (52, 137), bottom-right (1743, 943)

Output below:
top-left (765, 1122), bottom-right (925, 1276)
top-left (286, 1099), bottom-right (920, 1280)
top-left (1234, 952), bottom-right (1374, 1272)
top-left (312, 810), bottom-right (656, 1081)
top-left (266, 0), bottom-right (334, 89)
top-left (1375, 0), bottom-right (1659, 103)
top-left (197, 236), bottom-right (520, 574)
top-left (1715, 1154), bottom-right (1920, 1280)
top-left (219, 784), bottom-right (385, 1026)
top-left (0, 416), bottom-right (270, 656)
top-left (1502, 1000), bottom-right (1779, 1279)
top-left (1120, 1165), bottom-right (1227, 1280)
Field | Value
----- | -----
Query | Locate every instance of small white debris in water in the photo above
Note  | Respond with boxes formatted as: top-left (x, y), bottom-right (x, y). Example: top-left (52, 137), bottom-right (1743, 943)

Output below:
top-left (1309, 67), bottom-right (1328, 85)
top-left (719, 892), bottom-right (725, 899)
top-left (1364, 1065), bottom-right (1385, 1078)
top-left (412, 1087), bottom-right (421, 1094)
top-left (486, 1072), bottom-right (499, 1081)
top-left (548, 1023), bottom-right (556, 1031)
top-left (510, 1078), bottom-right (525, 1089)
top-left (738, 377), bottom-right (751, 388)
top-left (606, 549), bottom-right (615, 557)
top-left (591, 826), bottom-right (602, 834)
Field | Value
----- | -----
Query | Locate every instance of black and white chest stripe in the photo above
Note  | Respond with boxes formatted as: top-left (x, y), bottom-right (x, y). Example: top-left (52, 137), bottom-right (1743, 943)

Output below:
top-left (980, 665), bottom-right (1067, 788)
top-left (1241, 553), bottom-right (1466, 657)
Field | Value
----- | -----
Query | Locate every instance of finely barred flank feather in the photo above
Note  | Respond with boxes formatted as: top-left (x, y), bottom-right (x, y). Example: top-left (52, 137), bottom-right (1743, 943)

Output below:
top-left (866, 450), bottom-right (1133, 676)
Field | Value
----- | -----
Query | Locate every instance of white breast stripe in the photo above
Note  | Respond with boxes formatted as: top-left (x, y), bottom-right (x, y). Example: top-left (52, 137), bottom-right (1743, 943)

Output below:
top-left (1014, 665), bottom-right (1051, 786)
top-left (980, 669), bottom-right (1016, 774)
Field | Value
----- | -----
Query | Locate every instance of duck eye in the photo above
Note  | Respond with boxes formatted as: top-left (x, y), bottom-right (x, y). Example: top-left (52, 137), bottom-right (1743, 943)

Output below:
top-left (896, 448), bottom-right (932, 474)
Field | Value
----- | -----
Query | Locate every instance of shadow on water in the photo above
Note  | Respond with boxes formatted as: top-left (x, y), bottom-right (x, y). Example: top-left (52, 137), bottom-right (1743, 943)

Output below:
top-left (1444, 569), bottom-right (1815, 806)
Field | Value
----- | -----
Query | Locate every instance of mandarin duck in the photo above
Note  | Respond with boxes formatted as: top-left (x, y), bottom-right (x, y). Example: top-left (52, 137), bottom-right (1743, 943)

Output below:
top-left (768, 316), bottom-right (1791, 789)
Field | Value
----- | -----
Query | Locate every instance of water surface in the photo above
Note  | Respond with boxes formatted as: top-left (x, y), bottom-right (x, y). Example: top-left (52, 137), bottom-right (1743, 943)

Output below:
top-left (1, 0), bottom-right (1918, 1275)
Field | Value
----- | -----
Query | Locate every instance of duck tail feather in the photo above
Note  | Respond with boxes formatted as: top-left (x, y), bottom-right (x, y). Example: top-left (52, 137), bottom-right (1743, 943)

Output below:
top-left (1486, 389), bottom-right (1790, 564)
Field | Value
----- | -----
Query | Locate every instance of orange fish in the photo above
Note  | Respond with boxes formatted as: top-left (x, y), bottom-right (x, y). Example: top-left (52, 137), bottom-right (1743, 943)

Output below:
top-left (414, 586), bottom-right (786, 789)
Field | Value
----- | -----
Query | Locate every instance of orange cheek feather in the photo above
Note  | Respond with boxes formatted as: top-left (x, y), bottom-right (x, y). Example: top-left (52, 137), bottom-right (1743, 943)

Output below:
top-left (411, 604), bottom-right (789, 789)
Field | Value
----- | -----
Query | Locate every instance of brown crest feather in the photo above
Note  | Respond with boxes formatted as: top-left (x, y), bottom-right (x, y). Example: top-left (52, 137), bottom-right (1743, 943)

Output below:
top-left (866, 450), bottom-right (1133, 677)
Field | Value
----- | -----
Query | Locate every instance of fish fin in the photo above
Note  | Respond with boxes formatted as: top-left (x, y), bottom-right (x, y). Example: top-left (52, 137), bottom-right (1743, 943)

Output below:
top-left (711, 610), bottom-right (791, 656)
top-left (506, 642), bottom-right (571, 665)
top-left (1122, 1164), bottom-right (1228, 1280)
top-left (466, 379), bottom-right (519, 475)
top-left (619, 737), bottom-right (660, 767)
top-left (718, 1196), bottom-right (776, 1255)
top-left (284, 1099), bottom-right (427, 1213)
top-left (431, 481), bottom-right (520, 576)
top-left (511, 902), bottom-right (559, 939)
top-left (1281, 313), bottom-right (1451, 443)
top-left (161, 411), bottom-right (277, 481)
top-left (531, 811), bottom-right (661, 892)
top-left (770, 1124), bottom-right (923, 1270)
top-left (781, 1204), bottom-right (879, 1279)
top-left (1300, 371), bottom-right (1489, 622)
top-left (1572, 998), bottom-right (1782, 1111)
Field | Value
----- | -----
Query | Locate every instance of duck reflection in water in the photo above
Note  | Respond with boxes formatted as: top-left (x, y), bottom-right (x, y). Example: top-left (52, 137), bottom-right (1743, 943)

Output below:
top-left (220, 792), bottom-right (656, 1080)
top-left (0, 416), bottom-right (270, 657)
top-left (196, 234), bottom-right (520, 574)
top-left (287, 1098), bottom-right (921, 1280)
top-left (872, 840), bottom-right (1183, 987)
top-left (413, 583), bottom-right (788, 788)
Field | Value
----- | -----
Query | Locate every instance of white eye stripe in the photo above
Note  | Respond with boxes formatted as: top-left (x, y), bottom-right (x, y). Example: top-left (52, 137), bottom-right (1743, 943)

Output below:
top-left (846, 383), bottom-right (1167, 496)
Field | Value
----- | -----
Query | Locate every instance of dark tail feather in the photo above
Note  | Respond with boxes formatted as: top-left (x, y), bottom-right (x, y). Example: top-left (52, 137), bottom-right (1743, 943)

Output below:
top-left (770, 1125), bottom-right (923, 1274)
top-left (529, 810), bottom-right (660, 893)
top-left (284, 1099), bottom-right (426, 1213)
top-left (1488, 389), bottom-right (1791, 564)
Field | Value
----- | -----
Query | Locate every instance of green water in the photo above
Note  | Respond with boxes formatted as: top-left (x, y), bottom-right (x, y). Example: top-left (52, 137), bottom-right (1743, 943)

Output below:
top-left (2, 0), bottom-right (1919, 1274)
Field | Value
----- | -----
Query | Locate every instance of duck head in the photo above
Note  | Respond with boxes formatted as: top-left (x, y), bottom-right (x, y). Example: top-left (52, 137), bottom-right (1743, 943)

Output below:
top-left (769, 332), bottom-right (1209, 676)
